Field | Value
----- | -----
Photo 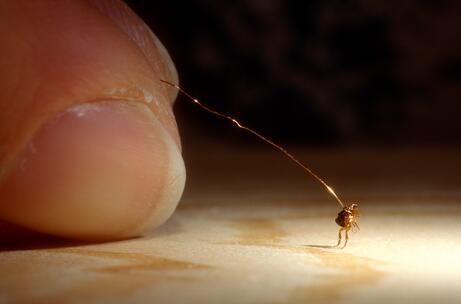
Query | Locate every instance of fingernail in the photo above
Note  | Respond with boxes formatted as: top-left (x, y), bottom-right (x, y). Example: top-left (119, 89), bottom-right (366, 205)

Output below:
top-left (0, 101), bottom-right (185, 240)
top-left (88, 0), bottom-right (179, 97)
top-left (87, 0), bottom-right (181, 148)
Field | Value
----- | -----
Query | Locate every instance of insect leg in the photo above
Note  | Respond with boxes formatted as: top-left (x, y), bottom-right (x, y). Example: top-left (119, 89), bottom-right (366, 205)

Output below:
top-left (335, 228), bottom-right (343, 247)
top-left (341, 227), bottom-right (351, 249)
top-left (351, 222), bottom-right (358, 233)
top-left (353, 222), bottom-right (360, 231)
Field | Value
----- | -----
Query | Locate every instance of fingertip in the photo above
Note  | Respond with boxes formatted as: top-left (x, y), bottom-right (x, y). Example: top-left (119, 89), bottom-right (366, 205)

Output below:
top-left (0, 100), bottom-right (185, 240)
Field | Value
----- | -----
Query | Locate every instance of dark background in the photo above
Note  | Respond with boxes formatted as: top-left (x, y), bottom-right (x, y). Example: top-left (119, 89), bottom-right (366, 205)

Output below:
top-left (127, 0), bottom-right (461, 146)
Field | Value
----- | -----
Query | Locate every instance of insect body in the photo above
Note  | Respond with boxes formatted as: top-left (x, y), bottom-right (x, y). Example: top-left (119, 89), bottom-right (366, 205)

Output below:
top-left (335, 203), bottom-right (360, 248)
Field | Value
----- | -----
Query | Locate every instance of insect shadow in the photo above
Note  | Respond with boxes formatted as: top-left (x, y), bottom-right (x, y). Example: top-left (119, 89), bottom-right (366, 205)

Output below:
top-left (305, 244), bottom-right (338, 249)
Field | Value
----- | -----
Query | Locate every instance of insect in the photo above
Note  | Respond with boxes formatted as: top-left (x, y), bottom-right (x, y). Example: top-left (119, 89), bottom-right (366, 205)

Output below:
top-left (335, 203), bottom-right (360, 248)
top-left (161, 79), bottom-right (360, 248)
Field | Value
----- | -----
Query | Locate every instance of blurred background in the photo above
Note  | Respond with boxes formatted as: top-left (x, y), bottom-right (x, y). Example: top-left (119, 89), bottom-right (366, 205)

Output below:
top-left (127, 0), bottom-right (461, 146)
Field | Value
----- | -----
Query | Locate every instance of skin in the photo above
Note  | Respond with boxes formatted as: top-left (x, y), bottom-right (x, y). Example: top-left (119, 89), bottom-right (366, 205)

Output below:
top-left (0, 0), bottom-right (186, 241)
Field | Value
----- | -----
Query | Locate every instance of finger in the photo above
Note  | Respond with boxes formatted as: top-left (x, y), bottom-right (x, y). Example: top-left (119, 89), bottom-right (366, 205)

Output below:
top-left (0, 0), bottom-right (185, 240)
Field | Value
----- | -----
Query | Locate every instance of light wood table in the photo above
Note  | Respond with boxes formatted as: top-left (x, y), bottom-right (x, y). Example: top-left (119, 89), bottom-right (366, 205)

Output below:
top-left (1, 145), bottom-right (461, 303)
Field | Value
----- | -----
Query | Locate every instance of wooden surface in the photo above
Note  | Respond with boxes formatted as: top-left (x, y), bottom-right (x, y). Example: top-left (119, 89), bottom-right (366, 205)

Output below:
top-left (1, 145), bottom-right (461, 303)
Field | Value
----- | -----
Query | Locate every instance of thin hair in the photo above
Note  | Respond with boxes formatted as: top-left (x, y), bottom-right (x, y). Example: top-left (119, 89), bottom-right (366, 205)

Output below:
top-left (160, 79), bottom-right (345, 208)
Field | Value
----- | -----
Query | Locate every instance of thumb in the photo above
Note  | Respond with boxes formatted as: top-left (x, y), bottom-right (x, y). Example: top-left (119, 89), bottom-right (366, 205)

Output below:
top-left (0, 0), bottom-right (185, 240)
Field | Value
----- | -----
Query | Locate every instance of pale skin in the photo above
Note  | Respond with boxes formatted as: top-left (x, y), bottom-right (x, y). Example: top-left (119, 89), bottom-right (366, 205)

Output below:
top-left (0, 0), bottom-right (186, 241)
